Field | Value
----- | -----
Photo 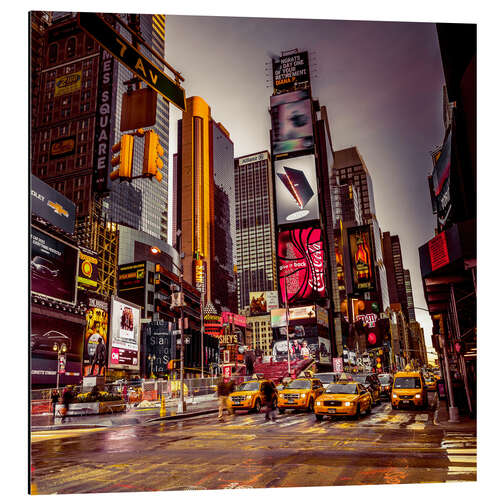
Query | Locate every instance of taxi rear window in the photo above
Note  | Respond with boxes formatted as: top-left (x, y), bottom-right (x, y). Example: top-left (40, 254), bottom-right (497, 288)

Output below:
top-left (394, 377), bottom-right (421, 389)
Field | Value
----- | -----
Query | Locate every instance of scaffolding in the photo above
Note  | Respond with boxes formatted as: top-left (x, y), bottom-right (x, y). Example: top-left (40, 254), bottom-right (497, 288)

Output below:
top-left (76, 194), bottom-right (118, 297)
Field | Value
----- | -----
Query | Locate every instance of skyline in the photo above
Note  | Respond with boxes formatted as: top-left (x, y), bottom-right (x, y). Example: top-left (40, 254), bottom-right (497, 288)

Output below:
top-left (164, 14), bottom-right (446, 349)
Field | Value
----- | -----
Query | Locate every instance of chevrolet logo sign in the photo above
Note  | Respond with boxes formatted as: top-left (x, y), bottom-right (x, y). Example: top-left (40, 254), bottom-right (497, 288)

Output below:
top-left (47, 201), bottom-right (69, 218)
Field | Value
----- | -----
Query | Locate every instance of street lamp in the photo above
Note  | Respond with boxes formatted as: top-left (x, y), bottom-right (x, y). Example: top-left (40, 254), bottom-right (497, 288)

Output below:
top-left (52, 342), bottom-right (67, 390)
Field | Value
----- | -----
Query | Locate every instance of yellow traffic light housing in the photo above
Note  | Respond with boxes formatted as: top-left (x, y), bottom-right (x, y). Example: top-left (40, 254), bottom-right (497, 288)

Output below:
top-left (142, 130), bottom-right (164, 182)
top-left (110, 134), bottom-right (134, 181)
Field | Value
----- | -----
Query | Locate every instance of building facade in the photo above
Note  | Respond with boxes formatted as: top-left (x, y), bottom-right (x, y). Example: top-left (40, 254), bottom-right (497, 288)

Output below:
top-left (234, 151), bottom-right (277, 310)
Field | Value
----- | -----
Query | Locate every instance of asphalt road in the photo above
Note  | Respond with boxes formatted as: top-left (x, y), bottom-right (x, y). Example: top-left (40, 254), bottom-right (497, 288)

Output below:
top-left (30, 395), bottom-right (476, 494)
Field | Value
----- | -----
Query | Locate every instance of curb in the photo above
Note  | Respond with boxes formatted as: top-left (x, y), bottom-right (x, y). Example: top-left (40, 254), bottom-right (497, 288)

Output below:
top-left (146, 408), bottom-right (218, 423)
top-left (31, 424), bottom-right (111, 431)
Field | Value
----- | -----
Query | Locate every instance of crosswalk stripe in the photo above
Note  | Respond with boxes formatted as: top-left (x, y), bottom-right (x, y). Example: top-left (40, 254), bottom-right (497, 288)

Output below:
top-left (448, 455), bottom-right (476, 463)
top-left (448, 466), bottom-right (477, 472)
top-left (446, 448), bottom-right (476, 455)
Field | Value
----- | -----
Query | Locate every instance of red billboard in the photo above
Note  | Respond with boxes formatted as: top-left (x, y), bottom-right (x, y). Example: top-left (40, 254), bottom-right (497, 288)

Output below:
top-left (278, 227), bottom-right (327, 304)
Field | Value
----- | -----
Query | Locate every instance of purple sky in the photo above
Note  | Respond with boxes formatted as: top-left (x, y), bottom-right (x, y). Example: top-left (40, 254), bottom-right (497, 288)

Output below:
top-left (163, 15), bottom-right (446, 351)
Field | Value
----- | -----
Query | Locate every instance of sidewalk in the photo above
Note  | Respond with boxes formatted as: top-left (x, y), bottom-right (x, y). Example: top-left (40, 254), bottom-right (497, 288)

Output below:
top-left (433, 395), bottom-right (477, 433)
top-left (31, 394), bottom-right (219, 431)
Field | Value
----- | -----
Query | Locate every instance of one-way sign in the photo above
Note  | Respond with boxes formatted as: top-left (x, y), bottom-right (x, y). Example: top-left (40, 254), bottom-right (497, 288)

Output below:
top-left (77, 13), bottom-right (186, 111)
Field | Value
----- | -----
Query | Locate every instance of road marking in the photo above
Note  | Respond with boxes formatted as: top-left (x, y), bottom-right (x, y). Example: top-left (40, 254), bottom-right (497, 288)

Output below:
top-left (448, 455), bottom-right (476, 463)
top-left (415, 414), bottom-right (429, 422)
top-left (445, 448), bottom-right (476, 455)
top-left (448, 466), bottom-right (477, 473)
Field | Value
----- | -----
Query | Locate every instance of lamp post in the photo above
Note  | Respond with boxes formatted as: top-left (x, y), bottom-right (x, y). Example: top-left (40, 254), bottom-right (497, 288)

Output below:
top-left (52, 342), bottom-right (68, 390)
top-left (283, 274), bottom-right (291, 376)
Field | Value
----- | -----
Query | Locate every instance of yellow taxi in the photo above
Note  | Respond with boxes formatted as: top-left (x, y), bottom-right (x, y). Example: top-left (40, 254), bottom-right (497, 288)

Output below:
top-left (391, 370), bottom-right (428, 409)
top-left (314, 381), bottom-right (372, 421)
top-left (277, 377), bottom-right (324, 414)
top-left (228, 379), bottom-right (277, 413)
top-left (424, 374), bottom-right (437, 391)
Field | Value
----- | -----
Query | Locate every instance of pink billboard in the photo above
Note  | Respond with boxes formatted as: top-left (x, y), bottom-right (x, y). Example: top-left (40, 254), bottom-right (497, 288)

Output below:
top-left (278, 227), bottom-right (327, 304)
top-left (221, 311), bottom-right (247, 328)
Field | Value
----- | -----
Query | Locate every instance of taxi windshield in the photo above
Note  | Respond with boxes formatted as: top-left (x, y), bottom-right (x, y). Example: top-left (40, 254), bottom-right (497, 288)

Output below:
top-left (238, 381), bottom-right (260, 392)
top-left (286, 380), bottom-right (312, 390)
top-left (394, 377), bottom-right (421, 389)
top-left (378, 374), bottom-right (392, 384)
top-left (325, 384), bottom-right (357, 394)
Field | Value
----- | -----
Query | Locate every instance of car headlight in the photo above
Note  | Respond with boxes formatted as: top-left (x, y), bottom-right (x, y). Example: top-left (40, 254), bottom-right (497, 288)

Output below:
top-left (344, 402), bottom-right (352, 407)
top-left (316, 401), bottom-right (321, 406)
top-left (392, 394), bottom-right (397, 399)
top-left (415, 394), bottom-right (421, 399)
top-left (301, 394), bottom-right (306, 399)
top-left (246, 395), bottom-right (252, 400)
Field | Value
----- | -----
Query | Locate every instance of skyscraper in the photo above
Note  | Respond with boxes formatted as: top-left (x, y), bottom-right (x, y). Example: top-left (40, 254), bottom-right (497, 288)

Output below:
top-left (104, 14), bottom-right (170, 242)
top-left (234, 151), bottom-right (277, 310)
top-left (332, 147), bottom-right (377, 223)
top-left (176, 96), bottom-right (235, 311)
top-left (404, 269), bottom-right (416, 322)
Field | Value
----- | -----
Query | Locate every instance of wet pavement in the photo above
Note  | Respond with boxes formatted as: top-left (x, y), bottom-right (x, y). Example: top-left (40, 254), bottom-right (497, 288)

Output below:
top-left (30, 393), bottom-right (476, 494)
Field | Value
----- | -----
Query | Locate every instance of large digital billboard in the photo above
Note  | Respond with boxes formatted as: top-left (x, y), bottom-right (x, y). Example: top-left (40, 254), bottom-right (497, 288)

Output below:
top-left (275, 155), bottom-right (319, 225)
top-left (31, 313), bottom-right (84, 385)
top-left (109, 296), bottom-right (141, 371)
top-left (278, 227), bottom-right (327, 304)
top-left (31, 226), bottom-right (79, 305)
top-left (272, 51), bottom-right (310, 92)
top-left (347, 226), bottom-right (376, 293)
top-left (77, 248), bottom-right (99, 290)
top-left (271, 90), bottom-right (314, 156)
top-left (431, 129), bottom-right (452, 231)
top-left (83, 297), bottom-right (109, 376)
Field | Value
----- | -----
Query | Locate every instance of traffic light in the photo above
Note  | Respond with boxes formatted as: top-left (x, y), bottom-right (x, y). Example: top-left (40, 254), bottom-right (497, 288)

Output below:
top-left (142, 130), bottom-right (164, 182)
top-left (109, 134), bottom-right (134, 181)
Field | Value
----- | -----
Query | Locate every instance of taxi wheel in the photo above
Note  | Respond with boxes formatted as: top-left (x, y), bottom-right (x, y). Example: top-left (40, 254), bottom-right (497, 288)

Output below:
top-left (278, 408), bottom-right (285, 414)
top-left (254, 399), bottom-right (262, 413)
top-left (392, 404), bottom-right (398, 410)
top-left (315, 414), bottom-right (324, 422)
top-left (308, 399), bottom-right (314, 412)
top-left (355, 404), bottom-right (361, 419)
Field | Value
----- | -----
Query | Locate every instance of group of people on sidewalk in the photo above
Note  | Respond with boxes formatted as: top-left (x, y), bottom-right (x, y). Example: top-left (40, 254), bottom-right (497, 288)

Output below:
top-left (50, 386), bottom-right (73, 422)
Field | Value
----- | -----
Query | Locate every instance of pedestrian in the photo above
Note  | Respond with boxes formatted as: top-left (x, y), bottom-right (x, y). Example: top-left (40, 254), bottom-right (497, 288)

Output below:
top-left (301, 340), bottom-right (310, 359)
top-left (217, 378), bottom-right (234, 421)
top-left (262, 381), bottom-right (277, 421)
top-left (291, 339), bottom-right (301, 360)
top-left (61, 386), bottom-right (73, 423)
top-left (50, 389), bottom-right (59, 420)
top-left (122, 383), bottom-right (128, 403)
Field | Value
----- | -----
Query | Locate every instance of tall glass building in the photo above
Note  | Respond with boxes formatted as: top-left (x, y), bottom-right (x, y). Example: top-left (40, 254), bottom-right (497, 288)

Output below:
top-left (234, 151), bottom-right (277, 311)
top-left (104, 14), bottom-right (170, 241)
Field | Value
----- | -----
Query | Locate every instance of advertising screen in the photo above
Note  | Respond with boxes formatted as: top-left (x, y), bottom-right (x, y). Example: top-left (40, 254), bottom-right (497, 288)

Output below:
top-left (272, 51), bottom-right (310, 91)
top-left (31, 226), bottom-right (79, 305)
top-left (278, 227), bottom-right (327, 304)
top-left (271, 90), bottom-right (314, 156)
top-left (275, 155), bottom-right (319, 225)
top-left (31, 175), bottom-right (76, 234)
top-left (31, 313), bottom-right (84, 385)
top-left (249, 291), bottom-right (279, 315)
top-left (432, 130), bottom-right (452, 230)
top-left (77, 248), bottom-right (99, 290)
top-left (109, 296), bottom-right (141, 370)
top-left (347, 225), bottom-right (376, 293)
top-left (271, 335), bottom-right (330, 364)
top-left (83, 297), bottom-right (109, 376)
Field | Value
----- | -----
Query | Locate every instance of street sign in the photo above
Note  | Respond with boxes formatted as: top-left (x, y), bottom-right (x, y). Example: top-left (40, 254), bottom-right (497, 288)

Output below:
top-left (58, 354), bottom-right (67, 374)
top-left (77, 13), bottom-right (186, 111)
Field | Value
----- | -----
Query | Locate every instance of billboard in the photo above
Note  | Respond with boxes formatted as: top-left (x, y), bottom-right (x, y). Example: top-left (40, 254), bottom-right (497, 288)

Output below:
top-left (31, 226), bottom-right (79, 305)
top-left (271, 335), bottom-right (330, 364)
top-left (109, 296), bottom-right (141, 370)
top-left (249, 291), bottom-right (279, 315)
top-left (31, 313), bottom-right (84, 385)
top-left (347, 225), bottom-right (376, 293)
top-left (431, 129), bottom-right (452, 231)
top-left (77, 248), bottom-right (99, 290)
top-left (83, 297), bottom-right (109, 376)
top-left (54, 71), bottom-right (82, 97)
top-left (271, 90), bottom-right (314, 156)
top-left (31, 175), bottom-right (76, 234)
top-left (278, 227), bottom-right (327, 304)
top-left (272, 51), bottom-right (310, 92)
top-left (118, 262), bottom-right (146, 291)
top-left (275, 155), bottom-right (319, 225)
top-left (49, 135), bottom-right (76, 160)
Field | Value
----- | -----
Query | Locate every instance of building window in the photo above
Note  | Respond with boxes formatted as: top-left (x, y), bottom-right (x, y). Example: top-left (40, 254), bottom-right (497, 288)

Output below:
top-left (85, 36), bottom-right (94, 52)
top-left (66, 38), bottom-right (76, 58)
top-left (48, 43), bottom-right (58, 64)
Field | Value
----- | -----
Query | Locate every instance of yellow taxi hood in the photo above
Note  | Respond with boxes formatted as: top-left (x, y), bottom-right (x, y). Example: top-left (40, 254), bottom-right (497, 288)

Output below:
top-left (279, 388), bottom-right (309, 394)
top-left (230, 390), bottom-right (257, 397)
top-left (317, 393), bottom-right (357, 403)
top-left (392, 388), bottom-right (422, 396)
